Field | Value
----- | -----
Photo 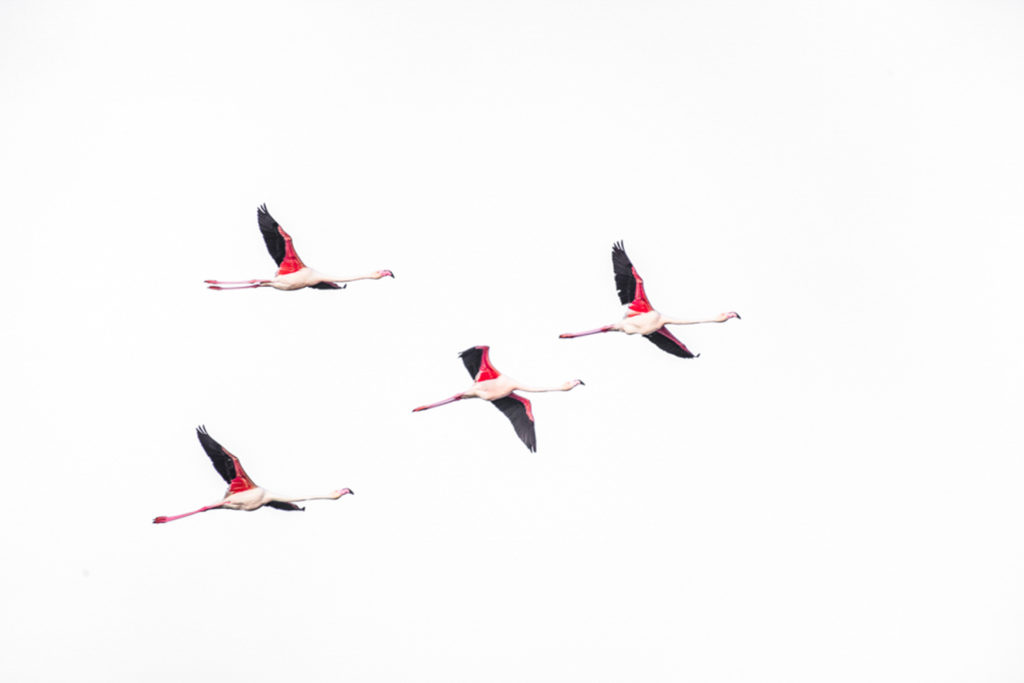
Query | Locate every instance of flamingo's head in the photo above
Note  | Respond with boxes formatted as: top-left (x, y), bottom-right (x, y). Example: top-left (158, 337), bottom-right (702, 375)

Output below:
top-left (568, 379), bottom-right (585, 390)
top-left (722, 311), bottom-right (741, 321)
top-left (374, 270), bottom-right (395, 279)
top-left (333, 488), bottom-right (355, 499)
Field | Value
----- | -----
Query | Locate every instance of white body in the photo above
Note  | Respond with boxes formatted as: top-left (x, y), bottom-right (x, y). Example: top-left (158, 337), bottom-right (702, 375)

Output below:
top-left (465, 376), bottom-right (518, 401)
top-left (460, 375), bottom-right (582, 401)
top-left (219, 486), bottom-right (273, 510)
top-left (614, 310), bottom-right (664, 335)
top-left (269, 267), bottom-right (329, 291)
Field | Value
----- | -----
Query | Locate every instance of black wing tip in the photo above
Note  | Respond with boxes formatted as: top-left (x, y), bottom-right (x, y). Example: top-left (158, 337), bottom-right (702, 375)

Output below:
top-left (521, 424), bottom-right (537, 452)
top-left (613, 240), bottom-right (625, 252)
top-left (644, 331), bottom-right (698, 358)
top-left (195, 425), bottom-right (221, 447)
top-left (492, 395), bottom-right (537, 453)
top-left (459, 345), bottom-right (488, 356)
top-left (257, 204), bottom-right (278, 225)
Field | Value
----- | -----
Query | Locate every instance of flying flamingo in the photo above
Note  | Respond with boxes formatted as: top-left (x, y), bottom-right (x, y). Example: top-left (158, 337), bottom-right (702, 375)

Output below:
top-left (153, 426), bottom-right (353, 524)
top-left (559, 241), bottom-right (740, 358)
top-left (205, 205), bottom-right (394, 290)
top-left (412, 346), bottom-right (584, 452)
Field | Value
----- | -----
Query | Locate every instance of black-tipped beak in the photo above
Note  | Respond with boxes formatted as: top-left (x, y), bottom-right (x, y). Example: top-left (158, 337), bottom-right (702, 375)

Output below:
top-left (735, 313), bottom-right (741, 320)
top-left (388, 272), bottom-right (395, 279)
top-left (578, 380), bottom-right (586, 386)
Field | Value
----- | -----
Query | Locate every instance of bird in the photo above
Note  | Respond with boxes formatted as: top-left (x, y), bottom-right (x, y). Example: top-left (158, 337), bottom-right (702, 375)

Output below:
top-left (559, 241), bottom-right (740, 357)
top-left (412, 346), bottom-right (584, 452)
top-left (204, 204), bottom-right (394, 290)
top-left (152, 426), bottom-right (354, 524)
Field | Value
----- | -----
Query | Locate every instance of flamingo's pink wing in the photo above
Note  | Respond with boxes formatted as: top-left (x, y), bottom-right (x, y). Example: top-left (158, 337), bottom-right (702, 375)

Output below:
top-left (258, 204), bottom-right (307, 275)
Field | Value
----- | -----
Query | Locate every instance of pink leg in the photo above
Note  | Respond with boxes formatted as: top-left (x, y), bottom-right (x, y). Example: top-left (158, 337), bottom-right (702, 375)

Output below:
top-left (559, 325), bottom-right (614, 339)
top-left (153, 502), bottom-right (225, 524)
top-left (412, 395), bottom-right (464, 412)
top-left (204, 279), bottom-right (268, 284)
top-left (208, 283), bottom-right (267, 290)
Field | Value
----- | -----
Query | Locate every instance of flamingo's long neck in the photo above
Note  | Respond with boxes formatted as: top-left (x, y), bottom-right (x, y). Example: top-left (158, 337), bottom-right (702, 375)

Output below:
top-left (270, 490), bottom-right (351, 504)
top-left (661, 314), bottom-right (728, 325)
top-left (323, 272), bottom-right (380, 283)
top-left (513, 381), bottom-right (578, 394)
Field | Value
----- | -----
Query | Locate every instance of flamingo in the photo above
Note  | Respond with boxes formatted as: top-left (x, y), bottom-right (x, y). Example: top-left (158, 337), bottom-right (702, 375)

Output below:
top-left (559, 241), bottom-right (740, 357)
top-left (153, 426), bottom-right (353, 524)
top-left (412, 346), bottom-right (584, 452)
top-left (204, 205), bottom-right (394, 290)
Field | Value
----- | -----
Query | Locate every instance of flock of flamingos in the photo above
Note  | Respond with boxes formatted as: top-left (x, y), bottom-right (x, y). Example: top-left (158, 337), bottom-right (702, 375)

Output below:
top-left (152, 204), bottom-right (741, 524)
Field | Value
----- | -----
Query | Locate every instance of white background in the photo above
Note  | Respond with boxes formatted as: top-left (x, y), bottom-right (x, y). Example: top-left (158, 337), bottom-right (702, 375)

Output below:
top-left (3, 1), bottom-right (1023, 681)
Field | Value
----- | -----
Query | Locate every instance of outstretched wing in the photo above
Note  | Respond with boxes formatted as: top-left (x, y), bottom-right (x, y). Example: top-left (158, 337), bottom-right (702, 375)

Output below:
top-left (491, 393), bottom-right (537, 452)
top-left (644, 327), bottom-right (699, 358)
top-left (309, 282), bottom-right (346, 290)
top-left (265, 501), bottom-right (305, 511)
top-left (195, 426), bottom-right (258, 492)
top-left (612, 241), bottom-right (653, 313)
top-left (612, 241), bottom-right (636, 304)
top-left (459, 345), bottom-right (500, 381)
top-left (257, 204), bottom-right (306, 275)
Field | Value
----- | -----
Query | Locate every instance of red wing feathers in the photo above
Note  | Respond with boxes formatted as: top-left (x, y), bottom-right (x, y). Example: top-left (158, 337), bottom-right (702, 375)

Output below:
top-left (226, 453), bottom-right (257, 493)
top-left (274, 226), bottom-right (306, 275)
top-left (257, 205), bottom-right (306, 275)
top-left (460, 346), bottom-right (501, 382)
top-left (196, 426), bottom-right (258, 491)
top-left (612, 242), bottom-right (653, 313)
top-left (627, 266), bottom-right (653, 314)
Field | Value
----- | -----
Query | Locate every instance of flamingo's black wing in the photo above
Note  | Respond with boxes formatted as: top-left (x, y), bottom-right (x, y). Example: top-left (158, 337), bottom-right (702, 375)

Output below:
top-left (265, 501), bottom-right (305, 511)
top-left (644, 328), bottom-right (699, 358)
top-left (196, 425), bottom-right (237, 484)
top-left (309, 282), bottom-right (346, 290)
top-left (459, 346), bottom-right (485, 379)
top-left (491, 393), bottom-right (537, 452)
top-left (612, 241), bottom-right (637, 305)
top-left (258, 204), bottom-right (285, 266)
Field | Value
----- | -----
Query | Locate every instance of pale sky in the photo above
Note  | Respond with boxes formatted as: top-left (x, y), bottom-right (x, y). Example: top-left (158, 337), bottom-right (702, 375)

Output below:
top-left (3, 1), bottom-right (1024, 681)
